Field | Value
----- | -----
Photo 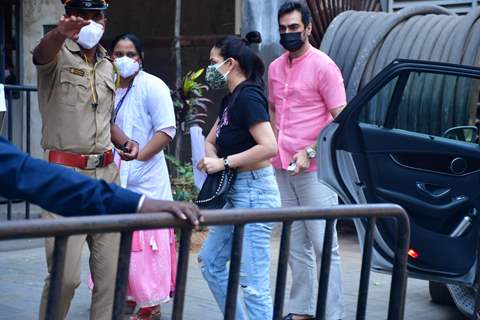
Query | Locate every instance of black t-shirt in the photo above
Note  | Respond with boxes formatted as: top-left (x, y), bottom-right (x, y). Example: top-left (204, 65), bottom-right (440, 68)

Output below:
top-left (216, 83), bottom-right (270, 158)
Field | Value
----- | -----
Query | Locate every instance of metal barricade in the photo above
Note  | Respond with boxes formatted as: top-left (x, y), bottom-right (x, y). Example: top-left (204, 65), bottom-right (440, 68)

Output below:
top-left (0, 204), bottom-right (410, 320)
top-left (1, 84), bottom-right (37, 220)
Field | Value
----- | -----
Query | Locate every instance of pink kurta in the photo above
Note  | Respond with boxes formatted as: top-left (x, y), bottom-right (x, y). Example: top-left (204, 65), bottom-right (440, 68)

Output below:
top-left (127, 229), bottom-right (177, 308)
top-left (115, 72), bottom-right (177, 309)
top-left (89, 230), bottom-right (177, 309)
top-left (268, 46), bottom-right (347, 172)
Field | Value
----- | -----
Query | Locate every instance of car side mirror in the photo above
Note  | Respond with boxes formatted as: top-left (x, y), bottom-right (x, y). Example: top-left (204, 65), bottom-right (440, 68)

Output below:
top-left (442, 126), bottom-right (479, 143)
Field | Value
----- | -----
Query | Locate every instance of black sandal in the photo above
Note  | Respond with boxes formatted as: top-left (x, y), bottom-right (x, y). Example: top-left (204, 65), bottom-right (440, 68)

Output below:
top-left (283, 314), bottom-right (315, 320)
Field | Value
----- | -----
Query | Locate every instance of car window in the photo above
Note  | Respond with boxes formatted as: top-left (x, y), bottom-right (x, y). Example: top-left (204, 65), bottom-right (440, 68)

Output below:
top-left (360, 72), bottom-right (480, 144)
top-left (359, 77), bottom-right (398, 128)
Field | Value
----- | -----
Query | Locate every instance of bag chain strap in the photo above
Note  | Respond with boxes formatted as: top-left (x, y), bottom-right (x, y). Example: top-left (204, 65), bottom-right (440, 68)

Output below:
top-left (195, 172), bottom-right (234, 204)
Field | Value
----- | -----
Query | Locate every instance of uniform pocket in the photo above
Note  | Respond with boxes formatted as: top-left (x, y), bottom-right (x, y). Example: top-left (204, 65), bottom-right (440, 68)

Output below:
top-left (95, 77), bottom-right (115, 115)
top-left (59, 69), bottom-right (90, 108)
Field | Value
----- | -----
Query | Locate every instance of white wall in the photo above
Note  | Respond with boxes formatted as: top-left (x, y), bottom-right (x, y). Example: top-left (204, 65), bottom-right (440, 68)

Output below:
top-left (241, 0), bottom-right (284, 86)
top-left (22, 0), bottom-right (63, 158)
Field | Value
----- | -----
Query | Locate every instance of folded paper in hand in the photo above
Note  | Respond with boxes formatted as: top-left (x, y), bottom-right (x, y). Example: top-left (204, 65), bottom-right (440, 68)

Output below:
top-left (0, 84), bottom-right (6, 112)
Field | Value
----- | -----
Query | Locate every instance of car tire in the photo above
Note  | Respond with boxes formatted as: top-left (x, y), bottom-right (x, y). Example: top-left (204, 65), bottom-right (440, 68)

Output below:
top-left (429, 281), bottom-right (455, 306)
top-left (447, 284), bottom-right (476, 319)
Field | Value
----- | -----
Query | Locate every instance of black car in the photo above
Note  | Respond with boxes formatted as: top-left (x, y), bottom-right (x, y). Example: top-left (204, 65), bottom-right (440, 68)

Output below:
top-left (318, 59), bottom-right (480, 318)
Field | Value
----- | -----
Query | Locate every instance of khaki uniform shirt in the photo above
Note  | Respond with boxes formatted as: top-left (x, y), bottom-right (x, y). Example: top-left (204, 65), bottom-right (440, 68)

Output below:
top-left (36, 39), bottom-right (118, 183)
top-left (36, 39), bottom-right (116, 155)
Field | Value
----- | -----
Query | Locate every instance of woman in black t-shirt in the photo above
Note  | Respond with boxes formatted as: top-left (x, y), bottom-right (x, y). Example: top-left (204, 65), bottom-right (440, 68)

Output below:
top-left (197, 32), bottom-right (280, 319)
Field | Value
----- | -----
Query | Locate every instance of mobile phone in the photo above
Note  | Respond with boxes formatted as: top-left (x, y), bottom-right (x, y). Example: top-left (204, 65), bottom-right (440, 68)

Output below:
top-left (287, 162), bottom-right (297, 173)
top-left (119, 141), bottom-right (129, 153)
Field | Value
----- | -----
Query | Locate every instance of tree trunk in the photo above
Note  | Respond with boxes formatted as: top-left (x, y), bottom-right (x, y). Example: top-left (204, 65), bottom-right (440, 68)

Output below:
top-left (174, 0), bottom-right (182, 87)
top-left (173, 0), bottom-right (183, 174)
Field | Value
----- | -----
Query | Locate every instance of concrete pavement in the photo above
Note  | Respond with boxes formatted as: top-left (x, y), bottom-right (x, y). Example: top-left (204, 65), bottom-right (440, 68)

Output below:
top-left (0, 228), bottom-right (467, 320)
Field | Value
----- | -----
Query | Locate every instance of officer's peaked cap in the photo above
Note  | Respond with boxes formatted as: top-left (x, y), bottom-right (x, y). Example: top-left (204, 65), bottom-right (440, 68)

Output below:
top-left (61, 0), bottom-right (109, 10)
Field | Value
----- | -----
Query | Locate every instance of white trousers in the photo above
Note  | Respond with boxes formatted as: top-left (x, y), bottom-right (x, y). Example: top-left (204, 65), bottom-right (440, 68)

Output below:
top-left (275, 170), bottom-right (344, 320)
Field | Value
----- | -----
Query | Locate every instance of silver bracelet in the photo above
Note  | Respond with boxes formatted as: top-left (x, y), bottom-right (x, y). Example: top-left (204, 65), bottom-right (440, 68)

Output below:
top-left (136, 194), bottom-right (146, 213)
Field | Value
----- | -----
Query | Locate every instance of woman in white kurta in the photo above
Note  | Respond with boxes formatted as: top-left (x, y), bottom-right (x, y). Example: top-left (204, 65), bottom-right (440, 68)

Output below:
top-left (111, 33), bottom-right (177, 320)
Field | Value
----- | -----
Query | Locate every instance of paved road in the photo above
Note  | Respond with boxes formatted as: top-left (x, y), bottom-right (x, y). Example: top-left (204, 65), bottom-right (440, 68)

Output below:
top-left (0, 202), bottom-right (42, 221)
top-left (0, 230), bottom-right (467, 320)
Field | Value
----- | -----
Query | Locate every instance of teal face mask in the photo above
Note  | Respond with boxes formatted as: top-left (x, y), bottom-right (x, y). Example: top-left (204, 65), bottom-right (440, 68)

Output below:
top-left (205, 59), bottom-right (231, 90)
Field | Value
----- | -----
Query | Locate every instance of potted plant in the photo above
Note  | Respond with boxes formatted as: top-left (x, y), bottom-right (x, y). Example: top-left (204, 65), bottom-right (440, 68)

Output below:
top-left (168, 68), bottom-right (212, 200)
top-left (170, 68), bottom-right (212, 162)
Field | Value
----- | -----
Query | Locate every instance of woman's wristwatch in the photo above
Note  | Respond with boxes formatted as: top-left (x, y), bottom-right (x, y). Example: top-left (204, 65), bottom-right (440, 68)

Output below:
top-left (223, 157), bottom-right (230, 169)
top-left (306, 147), bottom-right (317, 159)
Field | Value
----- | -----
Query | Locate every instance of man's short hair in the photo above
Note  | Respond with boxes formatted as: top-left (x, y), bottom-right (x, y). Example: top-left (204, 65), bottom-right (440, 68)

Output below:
top-left (278, 1), bottom-right (312, 27)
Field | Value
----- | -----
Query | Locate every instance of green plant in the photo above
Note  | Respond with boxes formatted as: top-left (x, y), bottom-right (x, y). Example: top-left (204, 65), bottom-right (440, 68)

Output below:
top-left (170, 68), bottom-right (213, 161)
top-left (165, 154), bottom-right (198, 202)
top-left (172, 68), bottom-right (212, 130)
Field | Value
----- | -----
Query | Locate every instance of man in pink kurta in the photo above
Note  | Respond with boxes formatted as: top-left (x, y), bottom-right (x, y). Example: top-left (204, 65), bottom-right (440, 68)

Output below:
top-left (268, 2), bottom-right (347, 320)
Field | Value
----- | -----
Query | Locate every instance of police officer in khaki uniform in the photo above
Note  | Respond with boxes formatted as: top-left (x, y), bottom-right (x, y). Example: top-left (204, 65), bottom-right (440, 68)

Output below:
top-left (33, 1), bottom-right (140, 319)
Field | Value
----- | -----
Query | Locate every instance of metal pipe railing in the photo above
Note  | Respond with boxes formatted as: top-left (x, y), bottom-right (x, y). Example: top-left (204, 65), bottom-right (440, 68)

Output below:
top-left (356, 217), bottom-right (376, 320)
top-left (0, 204), bottom-right (410, 320)
top-left (2, 84), bottom-right (37, 220)
top-left (273, 221), bottom-right (292, 319)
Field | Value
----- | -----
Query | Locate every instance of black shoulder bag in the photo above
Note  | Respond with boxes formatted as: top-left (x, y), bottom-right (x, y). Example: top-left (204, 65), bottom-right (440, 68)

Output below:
top-left (195, 85), bottom-right (249, 209)
top-left (195, 167), bottom-right (237, 209)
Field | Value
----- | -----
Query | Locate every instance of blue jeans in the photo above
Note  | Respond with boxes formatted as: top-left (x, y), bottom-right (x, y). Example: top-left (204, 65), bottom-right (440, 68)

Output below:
top-left (199, 166), bottom-right (281, 320)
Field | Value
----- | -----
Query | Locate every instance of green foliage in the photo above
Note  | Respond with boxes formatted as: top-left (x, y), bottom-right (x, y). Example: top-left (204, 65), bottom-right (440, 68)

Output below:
top-left (165, 154), bottom-right (198, 202)
top-left (168, 68), bottom-right (212, 202)
top-left (171, 68), bottom-right (213, 133)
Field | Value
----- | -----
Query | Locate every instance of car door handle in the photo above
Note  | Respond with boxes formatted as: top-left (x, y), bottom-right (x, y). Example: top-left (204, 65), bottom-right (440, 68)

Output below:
top-left (377, 188), bottom-right (469, 218)
top-left (416, 182), bottom-right (451, 199)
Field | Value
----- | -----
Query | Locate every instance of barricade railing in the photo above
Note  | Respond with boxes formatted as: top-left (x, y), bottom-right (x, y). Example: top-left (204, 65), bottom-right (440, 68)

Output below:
top-left (2, 84), bottom-right (37, 220)
top-left (0, 204), bottom-right (410, 320)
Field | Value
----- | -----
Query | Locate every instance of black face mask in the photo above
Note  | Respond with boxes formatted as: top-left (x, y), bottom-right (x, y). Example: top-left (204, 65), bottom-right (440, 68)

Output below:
top-left (280, 32), bottom-right (305, 52)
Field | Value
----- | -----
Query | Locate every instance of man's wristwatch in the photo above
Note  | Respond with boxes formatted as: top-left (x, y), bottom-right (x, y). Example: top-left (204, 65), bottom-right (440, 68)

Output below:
top-left (223, 157), bottom-right (230, 170)
top-left (121, 139), bottom-right (138, 152)
top-left (306, 147), bottom-right (317, 159)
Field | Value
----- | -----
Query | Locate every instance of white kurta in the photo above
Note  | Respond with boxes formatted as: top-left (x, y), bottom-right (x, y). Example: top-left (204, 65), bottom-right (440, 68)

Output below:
top-left (115, 71), bottom-right (176, 200)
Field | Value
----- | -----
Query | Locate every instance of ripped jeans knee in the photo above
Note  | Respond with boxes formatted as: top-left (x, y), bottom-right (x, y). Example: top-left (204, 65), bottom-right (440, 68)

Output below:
top-left (240, 282), bottom-right (273, 319)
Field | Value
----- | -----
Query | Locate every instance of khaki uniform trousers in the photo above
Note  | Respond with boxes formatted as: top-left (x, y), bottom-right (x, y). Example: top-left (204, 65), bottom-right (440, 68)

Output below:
top-left (39, 161), bottom-right (120, 320)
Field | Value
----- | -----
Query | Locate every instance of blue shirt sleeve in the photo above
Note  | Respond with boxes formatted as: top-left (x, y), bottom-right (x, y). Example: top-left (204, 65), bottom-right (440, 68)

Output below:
top-left (0, 138), bottom-right (141, 216)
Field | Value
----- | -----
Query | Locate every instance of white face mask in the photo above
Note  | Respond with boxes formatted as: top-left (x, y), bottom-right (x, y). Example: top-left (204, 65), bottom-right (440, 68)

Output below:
top-left (77, 20), bottom-right (104, 49)
top-left (115, 56), bottom-right (140, 78)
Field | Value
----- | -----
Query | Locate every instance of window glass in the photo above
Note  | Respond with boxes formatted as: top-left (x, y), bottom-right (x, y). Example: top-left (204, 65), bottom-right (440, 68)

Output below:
top-left (359, 77), bottom-right (398, 127)
top-left (360, 71), bottom-right (480, 144)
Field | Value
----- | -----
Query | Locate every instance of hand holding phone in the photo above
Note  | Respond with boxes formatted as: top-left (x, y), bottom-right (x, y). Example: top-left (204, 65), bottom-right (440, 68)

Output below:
top-left (287, 161), bottom-right (297, 173)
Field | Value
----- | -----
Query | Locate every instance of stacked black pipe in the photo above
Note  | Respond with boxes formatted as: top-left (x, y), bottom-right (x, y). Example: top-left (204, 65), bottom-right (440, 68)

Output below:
top-left (320, 6), bottom-right (480, 135)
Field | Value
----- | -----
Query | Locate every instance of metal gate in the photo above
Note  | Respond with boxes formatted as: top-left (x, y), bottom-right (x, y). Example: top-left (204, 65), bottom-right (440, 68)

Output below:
top-left (1, 84), bottom-right (37, 220)
top-left (0, 204), bottom-right (410, 320)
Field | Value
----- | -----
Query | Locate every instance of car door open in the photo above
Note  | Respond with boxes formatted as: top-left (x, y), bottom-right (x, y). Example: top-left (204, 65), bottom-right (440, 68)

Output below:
top-left (319, 60), bottom-right (480, 285)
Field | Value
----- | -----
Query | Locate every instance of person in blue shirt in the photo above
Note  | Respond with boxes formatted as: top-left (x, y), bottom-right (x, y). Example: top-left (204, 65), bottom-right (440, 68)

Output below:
top-left (0, 136), bottom-right (201, 223)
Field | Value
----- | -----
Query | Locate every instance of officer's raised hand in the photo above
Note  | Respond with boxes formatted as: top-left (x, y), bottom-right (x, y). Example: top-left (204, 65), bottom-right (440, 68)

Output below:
top-left (57, 15), bottom-right (90, 41)
top-left (33, 15), bottom-right (91, 66)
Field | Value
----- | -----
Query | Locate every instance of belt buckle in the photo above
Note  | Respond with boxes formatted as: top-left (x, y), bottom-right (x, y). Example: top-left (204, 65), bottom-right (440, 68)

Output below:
top-left (85, 154), bottom-right (104, 169)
